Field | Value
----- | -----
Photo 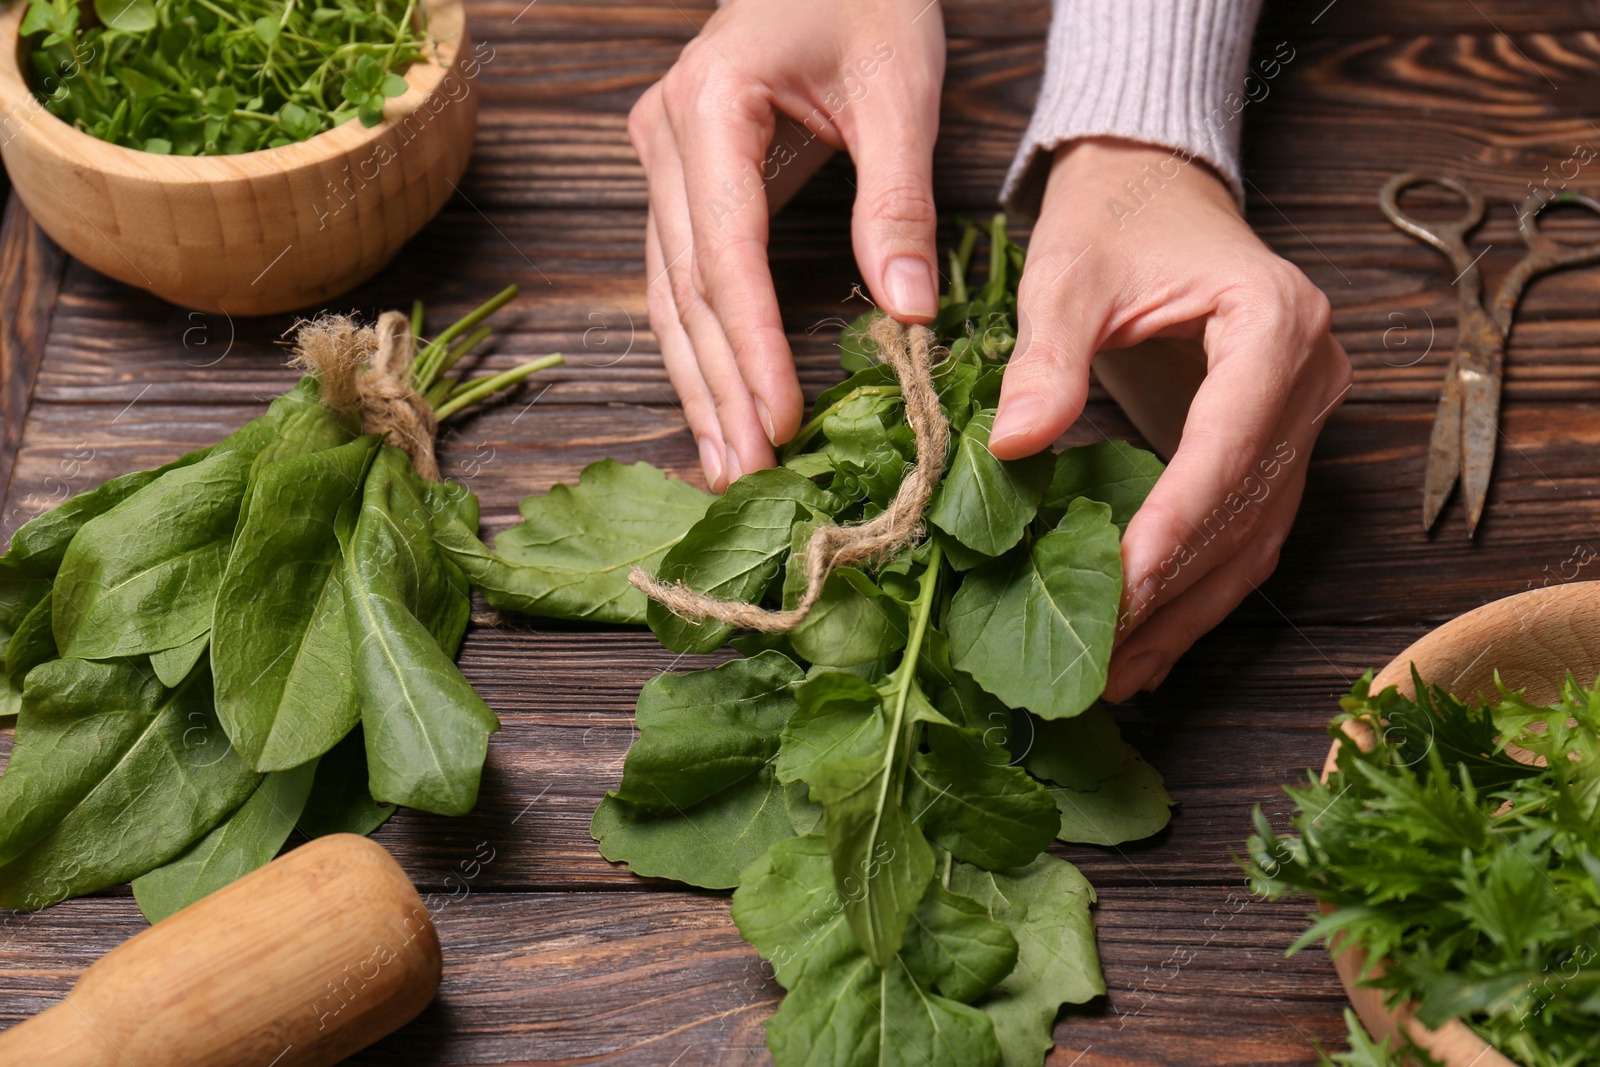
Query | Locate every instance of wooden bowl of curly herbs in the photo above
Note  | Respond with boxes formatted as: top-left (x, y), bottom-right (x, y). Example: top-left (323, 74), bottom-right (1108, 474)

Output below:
top-left (1283, 581), bottom-right (1600, 1067)
top-left (0, 0), bottom-right (479, 315)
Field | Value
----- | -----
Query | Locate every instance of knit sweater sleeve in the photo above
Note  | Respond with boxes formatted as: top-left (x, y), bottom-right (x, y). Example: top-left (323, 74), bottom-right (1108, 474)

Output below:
top-left (1001, 0), bottom-right (1266, 217)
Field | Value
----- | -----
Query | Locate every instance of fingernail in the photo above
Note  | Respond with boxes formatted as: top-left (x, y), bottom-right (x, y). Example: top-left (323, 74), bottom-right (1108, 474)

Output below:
top-left (883, 255), bottom-right (938, 320)
top-left (1145, 663), bottom-right (1174, 692)
top-left (754, 397), bottom-right (777, 444)
top-left (723, 445), bottom-right (744, 486)
top-left (697, 436), bottom-right (724, 490)
top-left (1114, 651), bottom-right (1163, 700)
top-left (990, 392), bottom-right (1048, 446)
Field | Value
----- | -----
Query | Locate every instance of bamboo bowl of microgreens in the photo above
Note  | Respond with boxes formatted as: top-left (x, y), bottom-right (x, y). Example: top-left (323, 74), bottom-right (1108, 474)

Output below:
top-left (1318, 580), bottom-right (1600, 1067)
top-left (0, 0), bottom-right (478, 315)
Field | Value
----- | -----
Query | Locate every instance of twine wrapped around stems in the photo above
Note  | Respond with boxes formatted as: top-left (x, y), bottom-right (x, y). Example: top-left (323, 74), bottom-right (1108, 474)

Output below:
top-left (630, 316), bottom-right (949, 632)
top-left (289, 309), bottom-right (441, 481)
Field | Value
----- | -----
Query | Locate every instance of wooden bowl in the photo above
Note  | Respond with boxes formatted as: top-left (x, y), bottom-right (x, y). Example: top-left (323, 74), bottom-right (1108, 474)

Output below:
top-left (1318, 580), bottom-right (1600, 1066)
top-left (0, 0), bottom-right (478, 315)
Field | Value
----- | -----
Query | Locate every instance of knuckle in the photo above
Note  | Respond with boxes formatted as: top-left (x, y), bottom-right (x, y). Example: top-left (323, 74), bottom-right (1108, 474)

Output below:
top-left (659, 63), bottom-right (700, 116)
top-left (626, 89), bottom-right (660, 156)
top-left (1247, 529), bottom-right (1287, 586)
top-left (860, 175), bottom-right (937, 230)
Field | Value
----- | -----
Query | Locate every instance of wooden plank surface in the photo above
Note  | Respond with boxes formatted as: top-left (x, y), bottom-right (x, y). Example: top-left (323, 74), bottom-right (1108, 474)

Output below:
top-left (4, 0), bottom-right (1600, 1064)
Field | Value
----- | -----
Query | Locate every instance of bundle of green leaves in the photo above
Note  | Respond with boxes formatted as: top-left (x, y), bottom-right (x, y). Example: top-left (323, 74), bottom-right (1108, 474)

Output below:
top-left (1248, 672), bottom-right (1600, 1067)
top-left (21, 0), bottom-right (425, 154)
top-left (0, 287), bottom-right (594, 923)
top-left (555, 218), bottom-right (1176, 1067)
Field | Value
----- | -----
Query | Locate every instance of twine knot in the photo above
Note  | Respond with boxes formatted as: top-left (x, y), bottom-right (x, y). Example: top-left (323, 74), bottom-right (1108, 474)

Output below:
top-left (289, 310), bottom-right (441, 480)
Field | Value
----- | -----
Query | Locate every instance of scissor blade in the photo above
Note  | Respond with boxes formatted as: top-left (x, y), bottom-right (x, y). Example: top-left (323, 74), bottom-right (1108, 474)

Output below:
top-left (1422, 361), bottom-right (1463, 532)
top-left (1457, 363), bottom-right (1502, 536)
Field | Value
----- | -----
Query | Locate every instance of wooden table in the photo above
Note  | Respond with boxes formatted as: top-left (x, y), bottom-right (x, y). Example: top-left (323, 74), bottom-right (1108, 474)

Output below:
top-left (2, 2), bottom-right (1598, 1063)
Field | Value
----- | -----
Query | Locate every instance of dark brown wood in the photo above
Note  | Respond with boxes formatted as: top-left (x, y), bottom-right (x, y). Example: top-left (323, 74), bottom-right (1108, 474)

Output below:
top-left (4, 1), bottom-right (1600, 1064)
top-left (0, 888), bottom-right (1350, 1067)
top-left (0, 197), bottom-right (65, 528)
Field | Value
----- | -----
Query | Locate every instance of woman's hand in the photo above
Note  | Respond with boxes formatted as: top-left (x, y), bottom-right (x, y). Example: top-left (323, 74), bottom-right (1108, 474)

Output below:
top-left (991, 138), bottom-right (1352, 701)
top-left (630, 0), bottom-right (945, 491)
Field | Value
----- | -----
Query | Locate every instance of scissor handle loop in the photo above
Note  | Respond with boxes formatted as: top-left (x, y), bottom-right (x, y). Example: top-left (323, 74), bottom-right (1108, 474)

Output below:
top-left (1514, 188), bottom-right (1600, 268)
top-left (1379, 171), bottom-right (1484, 270)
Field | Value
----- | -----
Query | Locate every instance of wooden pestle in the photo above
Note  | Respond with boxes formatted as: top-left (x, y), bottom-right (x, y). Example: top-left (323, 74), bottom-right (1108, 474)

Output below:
top-left (0, 833), bottom-right (441, 1067)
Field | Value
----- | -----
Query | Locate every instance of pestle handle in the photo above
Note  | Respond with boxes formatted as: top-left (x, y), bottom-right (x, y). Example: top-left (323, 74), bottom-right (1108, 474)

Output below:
top-left (0, 833), bottom-right (441, 1067)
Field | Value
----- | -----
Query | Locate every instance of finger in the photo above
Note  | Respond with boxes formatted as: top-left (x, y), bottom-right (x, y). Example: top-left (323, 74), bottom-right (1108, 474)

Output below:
top-left (646, 214), bottom-right (724, 490)
top-left (1103, 479), bottom-right (1303, 701)
top-left (1117, 302), bottom-right (1338, 632)
top-left (646, 112), bottom-right (777, 488)
top-left (765, 116), bottom-right (837, 216)
top-left (670, 76), bottom-right (805, 450)
top-left (987, 245), bottom-right (1106, 459)
top-left (842, 83), bottom-right (942, 323)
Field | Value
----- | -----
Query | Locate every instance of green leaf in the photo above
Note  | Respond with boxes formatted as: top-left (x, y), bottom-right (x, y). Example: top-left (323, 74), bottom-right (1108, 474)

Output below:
top-left (142, 137), bottom-right (173, 155)
top-left (765, 935), bottom-right (999, 1067)
top-left (252, 15), bottom-right (280, 44)
top-left (591, 765), bottom-right (793, 890)
top-left (342, 449), bottom-right (496, 817)
top-left (776, 672), bottom-right (886, 787)
top-left (295, 727), bottom-right (394, 839)
top-left (593, 652), bottom-right (801, 889)
top-left (782, 523), bottom-right (905, 666)
top-left (0, 659), bottom-right (257, 910)
top-left (948, 498), bottom-right (1121, 719)
top-left (614, 651), bottom-right (802, 812)
top-left (213, 436), bottom-right (379, 771)
top-left (817, 389), bottom-right (913, 506)
top-left (901, 881), bottom-right (1019, 1002)
top-left (950, 856), bottom-right (1105, 1067)
top-left (1043, 441), bottom-right (1164, 532)
top-left (19, 2), bottom-right (55, 37)
top-left (837, 312), bottom-right (879, 373)
top-left (94, 0), bottom-right (156, 33)
top-left (1024, 705), bottom-right (1174, 846)
top-left (735, 835), bottom-right (1007, 1067)
top-left (355, 54), bottom-right (382, 89)
top-left (132, 759), bottom-right (317, 924)
top-left (380, 72), bottom-right (409, 98)
top-left (0, 447), bottom-right (213, 630)
top-left (646, 467), bottom-right (836, 654)
top-left (907, 725), bottom-right (1058, 870)
top-left (926, 410), bottom-right (1052, 559)
top-left (732, 834), bottom-right (862, 987)
top-left (437, 459), bottom-right (713, 625)
top-left (53, 448), bottom-right (254, 659)
top-left (4, 594), bottom-right (54, 690)
top-left (150, 631), bottom-right (210, 688)
top-left (811, 752), bottom-right (935, 966)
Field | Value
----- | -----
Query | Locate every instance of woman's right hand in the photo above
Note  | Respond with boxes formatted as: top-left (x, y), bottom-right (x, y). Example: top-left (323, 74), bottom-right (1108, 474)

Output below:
top-left (630, 0), bottom-right (946, 490)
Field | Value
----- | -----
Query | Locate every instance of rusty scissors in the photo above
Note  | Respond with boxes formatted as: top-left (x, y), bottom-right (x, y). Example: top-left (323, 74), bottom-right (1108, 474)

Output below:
top-left (1380, 171), bottom-right (1600, 535)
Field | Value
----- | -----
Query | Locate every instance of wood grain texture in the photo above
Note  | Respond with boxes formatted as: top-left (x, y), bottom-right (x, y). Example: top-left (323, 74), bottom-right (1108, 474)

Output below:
top-left (0, 836), bottom-right (440, 1067)
top-left (0, 887), bottom-right (1349, 1067)
top-left (4, 0), bottom-right (1600, 1063)
top-left (0, 196), bottom-right (64, 510)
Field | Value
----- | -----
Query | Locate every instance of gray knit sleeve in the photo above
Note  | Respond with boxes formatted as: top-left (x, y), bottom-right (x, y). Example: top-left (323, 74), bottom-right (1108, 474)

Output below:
top-left (1001, 0), bottom-right (1267, 217)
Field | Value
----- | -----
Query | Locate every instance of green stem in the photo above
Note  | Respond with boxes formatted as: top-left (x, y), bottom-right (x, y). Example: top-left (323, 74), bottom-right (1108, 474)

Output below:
top-left (433, 354), bottom-right (563, 420)
top-left (433, 324), bottom-right (493, 381)
top-left (414, 285), bottom-right (519, 390)
top-left (409, 298), bottom-right (424, 342)
top-left (979, 213), bottom-right (1008, 303)
top-left (778, 385), bottom-right (901, 461)
top-left (875, 541), bottom-right (943, 811)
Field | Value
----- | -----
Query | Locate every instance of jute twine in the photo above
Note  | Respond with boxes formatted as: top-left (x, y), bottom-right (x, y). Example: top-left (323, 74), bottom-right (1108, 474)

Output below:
top-left (289, 309), bottom-right (442, 481)
top-left (630, 316), bottom-right (949, 633)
